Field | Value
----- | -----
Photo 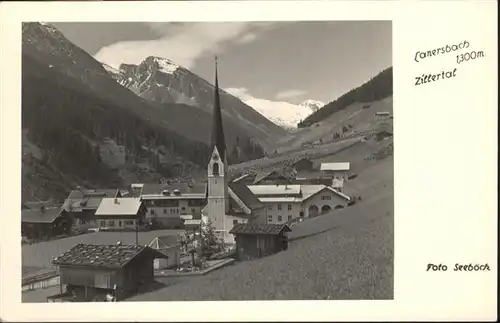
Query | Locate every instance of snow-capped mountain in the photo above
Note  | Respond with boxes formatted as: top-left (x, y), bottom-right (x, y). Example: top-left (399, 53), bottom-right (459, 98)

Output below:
top-left (101, 57), bottom-right (287, 147)
top-left (224, 88), bottom-right (324, 130)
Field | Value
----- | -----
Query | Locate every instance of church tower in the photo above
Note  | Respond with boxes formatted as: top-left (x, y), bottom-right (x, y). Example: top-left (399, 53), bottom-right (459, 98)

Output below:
top-left (206, 57), bottom-right (230, 234)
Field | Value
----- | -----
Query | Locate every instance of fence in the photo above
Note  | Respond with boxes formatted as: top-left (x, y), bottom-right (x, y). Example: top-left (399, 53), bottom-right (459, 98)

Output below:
top-left (22, 271), bottom-right (60, 292)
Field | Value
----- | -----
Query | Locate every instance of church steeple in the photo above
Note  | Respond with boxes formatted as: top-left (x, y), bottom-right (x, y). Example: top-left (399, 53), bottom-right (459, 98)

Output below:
top-left (210, 56), bottom-right (227, 161)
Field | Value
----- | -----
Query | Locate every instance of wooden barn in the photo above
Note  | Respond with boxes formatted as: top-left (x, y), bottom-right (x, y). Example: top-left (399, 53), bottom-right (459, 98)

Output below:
top-left (22, 206), bottom-right (71, 240)
top-left (50, 243), bottom-right (166, 301)
top-left (291, 157), bottom-right (313, 172)
top-left (229, 223), bottom-right (291, 261)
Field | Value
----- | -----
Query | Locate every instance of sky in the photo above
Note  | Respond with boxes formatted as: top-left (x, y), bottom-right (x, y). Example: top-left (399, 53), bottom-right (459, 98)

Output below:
top-left (52, 21), bottom-right (391, 105)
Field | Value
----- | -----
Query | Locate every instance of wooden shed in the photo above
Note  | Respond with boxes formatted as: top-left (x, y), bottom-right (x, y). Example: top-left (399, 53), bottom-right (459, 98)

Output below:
top-left (229, 223), bottom-right (291, 261)
top-left (292, 157), bottom-right (313, 172)
top-left (148, 235), bottom-right (182, 270)
top-left (22, 206), bottom-right (71, 240)
top-left (51, 243), bottom-right (166, 301)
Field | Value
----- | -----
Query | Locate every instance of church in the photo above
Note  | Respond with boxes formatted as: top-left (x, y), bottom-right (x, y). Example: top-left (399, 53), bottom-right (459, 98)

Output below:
top-left (201, 59), bottom-right (351, 244)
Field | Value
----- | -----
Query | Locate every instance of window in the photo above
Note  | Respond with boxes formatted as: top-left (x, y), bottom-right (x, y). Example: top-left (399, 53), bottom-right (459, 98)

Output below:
top-left (191, 208), bottom-right (196, 213)
top-left (214, 179), bottom-right (218, 184)
top-left (118, 221), bottom-right (122, 227)
top-left (150, 209), bottom-right (155, 215)
top-left (100, 220), bottom-right (105, 226)
top-left (321, 195), bottom-right (332, 201)
top-left (181, 207), bottom-right (186, 210)
top-left (277, 204), bottom-right (282, 211)
top-left (213, 163), bottom-right (220, 176)
top-left (288, 215), bottom-right (292, 221)
top-left (164, 209), bottom-right (167, 214)
top-left (233, 220), bottom-right (238, 225)
top-left (109, 220), bottom-right (115, 227)
top-left (125, 220), bottom-right (134, 225)
top-left (277, 215), bottom-right (282, 222)
top-left (151, 200), bottom-right (156, 205)
top-left (267, 205), bottom-right (272, 211)
top-left (268, 215), bottom-right (273, 223)
top-left (287, 204), bottom-right (292, 211)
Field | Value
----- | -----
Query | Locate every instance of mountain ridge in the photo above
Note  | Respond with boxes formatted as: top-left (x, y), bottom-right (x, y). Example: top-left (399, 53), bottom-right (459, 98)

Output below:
top-left (101, 55), bottom-right (288, 150)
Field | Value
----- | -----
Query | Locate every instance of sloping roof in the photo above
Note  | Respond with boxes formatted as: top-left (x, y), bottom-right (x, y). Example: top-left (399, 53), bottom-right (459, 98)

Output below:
top-left (252, 170), bottom-right (275, 184)
top-left (140, 182), bottom-right (206, 196)
top-left (231, 173), bottom-right (252, 183)
top-left (250, 185), bottom-right (350, 203)
top-left (157, 235), bottom-right (180, 248)
top-left (228, 182), bottom-right (264, 210)
top-left (67, 189), bottom-right (120, 200)
top-left (148, 235), bottom-right (180, 249)
top-left (23, 201), bottom-right (58, 210)
top-left (302, 186), bottom-right (351, 202)
top-left (252, 168), bottom-right (296, 184)
top-left (52, 243), bottom-right (166, 269)
top-left (320, 162), bottom-right (351, 171)
top-left (65, 189), bottom-right (120, 211)
top-left (227, 196), bottom-right (251, 218)
top-left (22, 207), bottom-right (63, 224)
top-left (95, 198), bottom-right (143, 216)
top-left (229, 223), bottom-right (291, 235)
top-left (248, 184), bottom-right (302, 196)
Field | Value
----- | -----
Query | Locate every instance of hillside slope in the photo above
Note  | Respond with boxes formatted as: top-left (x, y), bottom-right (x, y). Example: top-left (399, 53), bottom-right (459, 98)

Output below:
top-left (298, 67), bottom-right (393, 128)
top-left (274, 96), bottom-right (393, 153)
top-left (21, 22), bottom-right (272, 201)
top-left (126, 153), bottom-right (393, 300)
top-left (22, 53), bottom-right (208, 202)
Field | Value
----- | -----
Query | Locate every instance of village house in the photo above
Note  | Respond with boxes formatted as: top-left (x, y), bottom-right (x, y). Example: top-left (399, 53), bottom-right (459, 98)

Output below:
top-left (130, 182), bottom-right (207, 229)
top-left (49, 243), bottom-right (166, 302)
top-left (248, 184), bottom-right (350, 223)
top-left (229, 223), bottom-right (291, 261)
top-left (94, 198), bottom-right (146, 231)
top-left (22, 206), bottom-right (71, 240)
top-left (319, 162), bottom-right (351, 191)
top-left (62, 188), bottom-right (121, 232)
top-left (148, 235), bottom-right (182, 270)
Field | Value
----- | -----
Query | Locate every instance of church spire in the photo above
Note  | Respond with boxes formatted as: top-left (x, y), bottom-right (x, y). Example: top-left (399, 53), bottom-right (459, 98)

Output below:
top-left (210, 56), bottom-right (227, 160)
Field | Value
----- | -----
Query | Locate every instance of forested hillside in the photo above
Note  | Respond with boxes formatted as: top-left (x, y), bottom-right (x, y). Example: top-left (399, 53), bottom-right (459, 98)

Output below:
top-left (22, 54), bottom-right (211, 183)
top-left (298, 67), bottom-right (393, 127)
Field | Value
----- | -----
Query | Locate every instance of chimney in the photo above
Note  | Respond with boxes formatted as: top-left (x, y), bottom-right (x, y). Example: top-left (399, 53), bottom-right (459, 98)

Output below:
top-left (114, 198), bottom-right (118, 204)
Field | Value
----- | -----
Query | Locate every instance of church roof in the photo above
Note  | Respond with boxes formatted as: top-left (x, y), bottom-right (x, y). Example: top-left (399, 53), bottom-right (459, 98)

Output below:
top-left (229, 182), bottom-right (264, 210)
top-left (210, 57), bottom-right (227, 160)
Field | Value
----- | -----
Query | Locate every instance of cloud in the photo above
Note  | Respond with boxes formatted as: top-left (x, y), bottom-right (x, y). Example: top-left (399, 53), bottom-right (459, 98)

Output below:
top-left (224, 87), bottom-right (253, 101)
top-left (275, 89), bottom-right (307, 100)
top-left (235, 33), bottom-right (257, 44)
top-left (94, 22), bottom-right (274, 69)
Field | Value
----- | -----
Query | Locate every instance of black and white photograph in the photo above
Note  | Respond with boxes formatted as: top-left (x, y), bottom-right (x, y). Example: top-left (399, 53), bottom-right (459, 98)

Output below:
top-left (20, 20), bottom-right (394, 302)
top-left (0, 0), bottom-right (497, 321)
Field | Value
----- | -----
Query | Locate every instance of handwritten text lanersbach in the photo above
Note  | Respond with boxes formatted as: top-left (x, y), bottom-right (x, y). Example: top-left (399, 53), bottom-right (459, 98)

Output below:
top-left (414, 40), bottom-right (470, 63)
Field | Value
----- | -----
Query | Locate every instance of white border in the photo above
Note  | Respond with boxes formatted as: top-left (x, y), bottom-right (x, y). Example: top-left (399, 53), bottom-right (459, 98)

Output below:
top-left (0, 1), bottom-right (497, 321)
